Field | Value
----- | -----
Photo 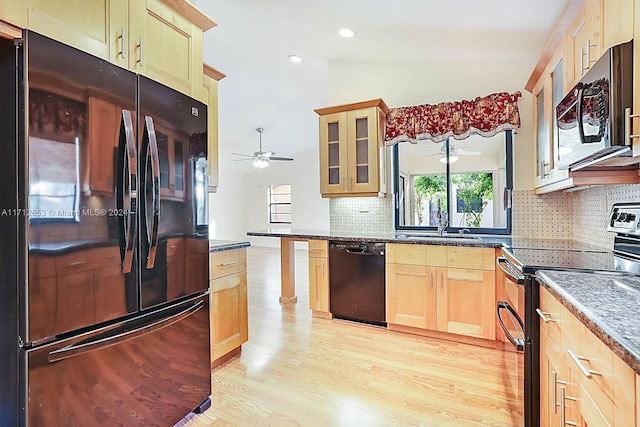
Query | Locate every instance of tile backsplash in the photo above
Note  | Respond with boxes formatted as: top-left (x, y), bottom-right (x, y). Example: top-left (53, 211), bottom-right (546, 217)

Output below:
top-left (329, 184), bottom-right (640, 250)
top-left (330, 196), bottom-right (394, 234)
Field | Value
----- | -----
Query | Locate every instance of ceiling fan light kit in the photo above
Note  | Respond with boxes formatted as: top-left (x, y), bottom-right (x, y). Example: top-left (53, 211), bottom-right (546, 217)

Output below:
top-left (231, 127), bottom-right (294, 168)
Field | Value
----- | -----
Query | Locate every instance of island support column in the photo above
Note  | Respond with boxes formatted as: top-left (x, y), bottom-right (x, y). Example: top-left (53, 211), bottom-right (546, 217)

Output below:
top-left (279, 238), bottom-right (298, 304)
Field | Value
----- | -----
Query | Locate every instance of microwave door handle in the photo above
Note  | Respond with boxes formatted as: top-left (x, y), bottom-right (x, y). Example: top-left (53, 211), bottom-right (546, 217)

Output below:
top-left (577, 87), bottom-right (587, 144)
top-left (120, 110), bottom-right (137, 274)
top-left (144, 116), bottom-right (160, 269)
top-left (497, 301), bottom-right (525, 351)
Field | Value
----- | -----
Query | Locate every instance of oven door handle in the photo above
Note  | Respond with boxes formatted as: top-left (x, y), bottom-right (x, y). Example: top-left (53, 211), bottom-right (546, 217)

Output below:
top-left (497, 301), bottom-right (525, 352)
top-left (496, 256), bottom-right (525, 284)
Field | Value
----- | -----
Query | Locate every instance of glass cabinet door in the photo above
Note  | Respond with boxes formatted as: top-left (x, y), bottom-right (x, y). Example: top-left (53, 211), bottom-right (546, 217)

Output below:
top-left (347, 108), bottom-right (379, 193)
top-left (319, 112), bottom-right (347, 194)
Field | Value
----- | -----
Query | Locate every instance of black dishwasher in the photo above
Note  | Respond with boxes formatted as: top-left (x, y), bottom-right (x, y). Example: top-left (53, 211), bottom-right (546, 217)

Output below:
top-left (329, 241), bottom-right (386, 326)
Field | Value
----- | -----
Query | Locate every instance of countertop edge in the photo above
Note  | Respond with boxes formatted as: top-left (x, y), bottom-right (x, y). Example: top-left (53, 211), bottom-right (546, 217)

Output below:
top-left (536, 270), bottom-right (640, 376)
top-left (209, 241), bottom-right (251, 253)
top-left (246, 231), bottom-right (505, 248)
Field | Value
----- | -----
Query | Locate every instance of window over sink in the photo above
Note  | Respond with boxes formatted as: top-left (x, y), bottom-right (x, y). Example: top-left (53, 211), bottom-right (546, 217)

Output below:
top-left (393, 131), bottom-right (513, 235)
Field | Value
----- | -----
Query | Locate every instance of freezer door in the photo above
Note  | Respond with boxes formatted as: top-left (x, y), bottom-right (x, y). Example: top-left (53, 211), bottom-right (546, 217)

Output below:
top-left (24, 294), bottom-right (211, 426)
top-left (24, 31), bottom-right (139, 343)
top-left (138, 75), bottom-right (209, 309)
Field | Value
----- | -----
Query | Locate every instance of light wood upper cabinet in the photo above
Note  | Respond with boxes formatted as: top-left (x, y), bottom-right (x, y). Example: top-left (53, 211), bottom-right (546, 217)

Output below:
top-left (128, 0), bottom-right (205, 96)
top-left (386, 244), bottom-right (495, 340)
top-left (598, 0), bottom-right (633, 52)
top-left (315, 99), bottom-right (389, 198)
top-left (202, 64), bottom-right (225, 191)
top-left (565, 4), bottom-right (590, 88)
top-left (6, 0), bottom-right (215, 98)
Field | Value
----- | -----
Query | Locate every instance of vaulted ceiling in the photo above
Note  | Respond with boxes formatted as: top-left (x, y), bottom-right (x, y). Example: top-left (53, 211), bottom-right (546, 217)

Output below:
top-left (196, 0), bottom-right (569, 174)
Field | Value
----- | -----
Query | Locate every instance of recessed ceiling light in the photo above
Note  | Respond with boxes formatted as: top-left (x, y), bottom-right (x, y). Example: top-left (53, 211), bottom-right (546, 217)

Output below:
top-left (289, 55), bottom-right (302, 63)
top-left (338, 28), bottom-right (355, 38)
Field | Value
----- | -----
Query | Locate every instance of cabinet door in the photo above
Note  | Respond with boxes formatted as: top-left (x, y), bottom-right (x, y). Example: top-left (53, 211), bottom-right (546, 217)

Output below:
top-left (129, 0), bottom-right (203, 96)
top-left (28, 0), bottom-right (126, 61)
top-left (600, 0), bottom-right (633, 51)
top-left (93, 264), bottom-right (128, 321)
top-left (54, 270), bottom-right (95, 335)
top-left (210, 272), bottom-right (248, 362)
top-left (166, 238), bottom-right (185, 300)
top-left (319, 112), bottom-right (348, 195)
top-left (202, 74), bottom-right (219, 189)
top-left (574, 378), bottom-right (612, 427)
top-left (566, 5), bottom-right (589, 86)
top-left (308, 256), bottom-right (329, 312)
top-left (437, 268), bottom-right (495, 339)
top-left (185, 239), bottom-right (209, 295)
top-left (0, 0), bottom-right (27, 28)
top-left (346, 107), bottom-right (380, 194)
top-left (386, 264), bottom-right (436, 329)
top-left (540, 331), bottom-right (576, 427)
top-left (86, 97), bottom-right (120, 194)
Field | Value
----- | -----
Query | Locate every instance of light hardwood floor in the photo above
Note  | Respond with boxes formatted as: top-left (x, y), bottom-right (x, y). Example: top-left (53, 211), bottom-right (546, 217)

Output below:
top-left (176, 246), bottom-right (523, 427)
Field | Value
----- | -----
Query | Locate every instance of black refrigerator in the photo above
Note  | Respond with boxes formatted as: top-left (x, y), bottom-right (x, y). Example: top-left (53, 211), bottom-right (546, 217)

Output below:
top-left (0, 31), bottom-right (212, 426)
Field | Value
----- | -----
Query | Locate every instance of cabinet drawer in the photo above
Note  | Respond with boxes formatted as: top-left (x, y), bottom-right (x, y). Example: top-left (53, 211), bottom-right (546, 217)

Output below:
top-left (572, 323), bottom-right (614, 415)
top-left (538, 285), bottom-right (563, 347)
top-left (308, 239), bottom-right (328, 258)
top-left (386, 243), bottom-right (426, 265)
top-left (29, 255), bottom-right (56, 279)
top-left (447, 247), bottom-right (494, 270)
top-left (166, 237), bottom-right (185, 257)
top-left (55, 246), bottom-right (120, 275)
top-left (186, 238), bottom-right (208, 253)
top-left (210, 249), bottom-right (246, 279)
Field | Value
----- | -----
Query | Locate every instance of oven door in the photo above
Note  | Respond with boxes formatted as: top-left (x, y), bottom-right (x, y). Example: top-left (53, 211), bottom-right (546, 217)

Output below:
top-left (496, 256), bottom-right (526, 424)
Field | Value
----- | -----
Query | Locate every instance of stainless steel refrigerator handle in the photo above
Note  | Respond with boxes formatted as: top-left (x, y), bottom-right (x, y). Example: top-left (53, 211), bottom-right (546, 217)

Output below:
top-left (48, 300), bottom-right (205, 363)
top-left (145, 116), bottom-right (160, 269)
top-left (496, 301), bottom-right (525, 351)
top-left (122, 110), bottom-right (137, 274)
top-left (496, 256), bottom-right (525, 284)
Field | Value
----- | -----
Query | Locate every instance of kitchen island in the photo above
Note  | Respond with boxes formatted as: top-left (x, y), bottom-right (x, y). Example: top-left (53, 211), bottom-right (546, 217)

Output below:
top-left (247, 229), bottom-right (510, 304)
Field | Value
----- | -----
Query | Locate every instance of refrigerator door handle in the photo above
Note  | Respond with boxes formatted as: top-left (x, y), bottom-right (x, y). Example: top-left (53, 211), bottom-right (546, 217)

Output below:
top-left (48, 300), bottom-right (205, 363)
top-left (144, 115), bottom-right (160, 269)
top-left (121, 110), bottom-right (137, 273)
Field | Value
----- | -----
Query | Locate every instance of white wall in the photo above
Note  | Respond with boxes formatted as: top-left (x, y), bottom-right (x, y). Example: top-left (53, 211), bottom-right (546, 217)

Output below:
top-left (243, 146), bottom-right (330, 247)
top-left (327, 60), bottom-right (535, 190)
top-left (209, 169), bottom-right (246, 241)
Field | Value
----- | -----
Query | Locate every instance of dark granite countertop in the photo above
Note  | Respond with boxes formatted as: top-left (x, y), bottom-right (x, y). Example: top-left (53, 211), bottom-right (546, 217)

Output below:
top-left (247, 229), bottom-right (511, 248)
top-left (209, 240), bottom-right (250, 253)
top-left (536, 270), bottom-right (640, 375)
top-left (29, 239), bottom-right (119, 255)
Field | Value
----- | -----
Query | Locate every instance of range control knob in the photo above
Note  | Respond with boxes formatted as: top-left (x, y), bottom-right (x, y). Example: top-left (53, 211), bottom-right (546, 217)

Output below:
top-left (618, 213), bottom-right (629, 222)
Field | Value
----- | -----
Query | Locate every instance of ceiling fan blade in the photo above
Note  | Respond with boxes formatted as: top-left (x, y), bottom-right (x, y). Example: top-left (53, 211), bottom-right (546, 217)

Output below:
top-left (233, 158), bottom-right (254, 162)
top-left (270, 156), bottom-right (294, 161)
top-left (262, 151), bottom-right (275, 157)
top-left (417, 153), bottom-right (440, 159)
top-left (231, 152), bottom-right (253, 158)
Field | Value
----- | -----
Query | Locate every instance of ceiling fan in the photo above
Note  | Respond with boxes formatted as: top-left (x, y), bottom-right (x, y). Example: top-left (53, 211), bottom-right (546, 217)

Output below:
top-left (232, 127), bottom-right (293, 168)
top-left (419, 142), bottom-right (481, 164)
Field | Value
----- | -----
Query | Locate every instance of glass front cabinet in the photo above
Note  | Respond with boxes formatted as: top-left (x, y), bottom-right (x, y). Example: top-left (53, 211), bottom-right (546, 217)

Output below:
top-left (315, 99), bottom-right (389, 197)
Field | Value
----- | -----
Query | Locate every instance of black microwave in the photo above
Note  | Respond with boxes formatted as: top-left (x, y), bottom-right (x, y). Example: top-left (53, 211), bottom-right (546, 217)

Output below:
top-left (556, 40), bottom-right (633, 170)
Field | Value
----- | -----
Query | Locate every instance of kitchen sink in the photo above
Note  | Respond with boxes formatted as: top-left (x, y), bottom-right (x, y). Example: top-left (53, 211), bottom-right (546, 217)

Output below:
top-left (395, 233), bottom-right (482, 241)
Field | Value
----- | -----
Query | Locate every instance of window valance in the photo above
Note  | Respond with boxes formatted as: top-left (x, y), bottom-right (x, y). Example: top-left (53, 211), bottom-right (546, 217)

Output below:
top-left (384, 91), bottom-right (522, 145)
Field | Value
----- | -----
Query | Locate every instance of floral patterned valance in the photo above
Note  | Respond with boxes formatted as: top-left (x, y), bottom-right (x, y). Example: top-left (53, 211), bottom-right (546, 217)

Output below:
top-left (384, 91), bottom-right (522, 145)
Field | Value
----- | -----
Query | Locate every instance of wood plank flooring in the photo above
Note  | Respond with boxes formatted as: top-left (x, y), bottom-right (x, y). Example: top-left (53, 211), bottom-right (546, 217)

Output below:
top-left (176, 246), bottom-right (523, 427)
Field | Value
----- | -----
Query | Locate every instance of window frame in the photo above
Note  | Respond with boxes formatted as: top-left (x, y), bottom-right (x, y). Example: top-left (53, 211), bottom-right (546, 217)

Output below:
top-left (268, 184), bottom-right (292, 224)
top-left (393, 130), bottom-right (513, 235)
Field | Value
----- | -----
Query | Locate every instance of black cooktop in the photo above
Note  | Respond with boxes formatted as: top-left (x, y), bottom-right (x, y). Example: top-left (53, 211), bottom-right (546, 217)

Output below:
top-left (505, 247), bottom-right (617, 274)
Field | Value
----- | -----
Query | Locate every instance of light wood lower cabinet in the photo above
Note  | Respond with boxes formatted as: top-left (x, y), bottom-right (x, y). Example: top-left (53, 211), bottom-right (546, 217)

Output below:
top-left (386, 243), bottom-right (496, 340)
top-left (539, 285), bottom-right (636, 426)
top-left (210, 248), bottom-right (248, 367)
top-left (308, 240), bottom-right (329, 317)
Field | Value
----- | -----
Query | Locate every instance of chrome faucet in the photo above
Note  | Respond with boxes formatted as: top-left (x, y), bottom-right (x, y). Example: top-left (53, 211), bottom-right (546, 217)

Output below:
top-left (459, 228), bottom-right (470, 236)
top-left (436, 200), bottom-right (448, 236)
